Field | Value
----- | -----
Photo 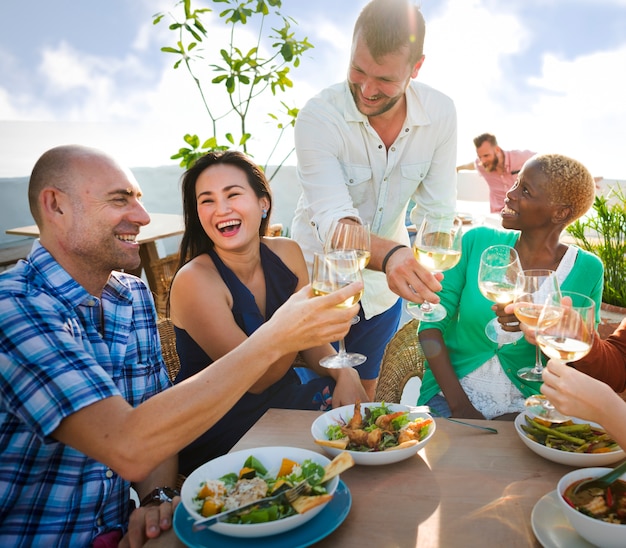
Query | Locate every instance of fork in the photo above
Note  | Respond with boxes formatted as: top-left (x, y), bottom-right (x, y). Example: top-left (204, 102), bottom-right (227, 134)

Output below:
top-left (192, 479), bottom-right (311, 532)
top-left (408, 405), bottom-right (498, 434)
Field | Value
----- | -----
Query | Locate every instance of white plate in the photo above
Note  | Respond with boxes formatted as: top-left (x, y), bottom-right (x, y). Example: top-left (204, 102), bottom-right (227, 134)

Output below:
top-left (514, 411), bottom-right (624, 466)
top-left (532, 490), bottom-right (594, 548)
top-left (181, 446), bottom-right (338, 538)
top-left (310, 402), bottom-right (435, 466)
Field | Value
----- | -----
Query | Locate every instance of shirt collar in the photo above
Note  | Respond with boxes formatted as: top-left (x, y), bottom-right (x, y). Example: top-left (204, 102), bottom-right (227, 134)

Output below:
top-left (27, 240), bottom-right (132, 307)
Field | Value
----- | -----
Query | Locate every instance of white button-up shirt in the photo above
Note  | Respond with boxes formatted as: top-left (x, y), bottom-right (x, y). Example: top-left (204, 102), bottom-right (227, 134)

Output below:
top-left (291, 80), bottom-right (458, 318)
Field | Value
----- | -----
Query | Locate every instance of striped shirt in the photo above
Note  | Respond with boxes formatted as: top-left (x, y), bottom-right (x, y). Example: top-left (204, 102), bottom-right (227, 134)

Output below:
top-left (0, 241), bottom-right (171, 547)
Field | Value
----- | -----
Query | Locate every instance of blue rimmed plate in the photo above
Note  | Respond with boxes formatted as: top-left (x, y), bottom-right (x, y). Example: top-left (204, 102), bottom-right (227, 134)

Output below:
top-left (173, 479), bottom-right (351, 547)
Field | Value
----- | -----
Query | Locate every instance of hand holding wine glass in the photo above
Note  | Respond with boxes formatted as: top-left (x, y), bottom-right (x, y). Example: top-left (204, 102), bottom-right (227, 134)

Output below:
top-left (324, 220), bottom-right (371, 270)
top-left (406, 213), bottom-right (462, 322)
top-left (324, 221), bottom-right (371, 324)
top-left (514, 269), bottom-right (561, 382)
top-left (478, 245), bottom-right (524, 344)
top-left (524, 291), bottom-right (595, 422)
top-left (311, 251), bottom-right (367, 369)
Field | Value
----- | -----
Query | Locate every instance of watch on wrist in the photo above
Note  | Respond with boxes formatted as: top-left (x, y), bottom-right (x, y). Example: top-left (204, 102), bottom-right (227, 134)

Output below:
top-left (140, 486), bottom-right (180, 507)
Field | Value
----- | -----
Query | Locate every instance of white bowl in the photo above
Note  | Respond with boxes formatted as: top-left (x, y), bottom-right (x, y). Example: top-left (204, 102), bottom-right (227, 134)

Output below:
top-left (557, 467), bottom-right (626, 548)
top-left (514, 411), bottom-right (624, 467)
top-left (311, 402), bottom-right (435, 466)
top-left (181, 446), bottom-right (338, 538)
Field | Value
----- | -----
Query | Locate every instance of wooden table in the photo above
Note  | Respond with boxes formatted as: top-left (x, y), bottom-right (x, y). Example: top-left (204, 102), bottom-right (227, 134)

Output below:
top-left (5, 213), bottom-right (184, 298)
top-left (229, 409), bottom-right (571, 547)
top-left (148, 408), bottom-right (580, 547)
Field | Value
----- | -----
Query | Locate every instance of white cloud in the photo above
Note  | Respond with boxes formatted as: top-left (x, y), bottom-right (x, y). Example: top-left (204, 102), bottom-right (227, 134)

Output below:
top-left (1, 0), bottom-right (626, 180)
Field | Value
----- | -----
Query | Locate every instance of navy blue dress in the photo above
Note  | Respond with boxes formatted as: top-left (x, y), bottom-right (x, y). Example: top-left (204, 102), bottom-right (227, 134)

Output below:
top-left (174, 244), bottom-right (335, 475)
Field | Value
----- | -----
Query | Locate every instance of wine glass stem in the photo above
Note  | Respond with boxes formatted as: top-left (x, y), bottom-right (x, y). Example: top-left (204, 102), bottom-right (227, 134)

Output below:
top-left (532, 329), bottom-right (543, 374)
top-left (532, 345), bottom-right (543, 374)
top-left (421, 301), bottom-right (434, 313)
top-left (337, 337), bottom-right (347, 356)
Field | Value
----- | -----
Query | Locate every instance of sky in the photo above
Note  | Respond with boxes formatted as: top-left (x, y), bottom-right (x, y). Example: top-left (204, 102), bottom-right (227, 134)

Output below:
top-left (1, 0), bottom-right (626, 178)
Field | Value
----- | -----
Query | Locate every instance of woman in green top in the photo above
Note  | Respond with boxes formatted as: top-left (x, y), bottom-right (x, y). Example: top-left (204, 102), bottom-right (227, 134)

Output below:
top-left (417, 153), bottom-right (603, 420)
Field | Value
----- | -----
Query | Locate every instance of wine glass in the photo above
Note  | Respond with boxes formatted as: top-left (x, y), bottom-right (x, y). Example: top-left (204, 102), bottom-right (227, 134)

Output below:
top-left (525, 291), bottom-right (596, 422)
top-left (324, 221), bottom-right (371, 324)
top-left (311, 251), bottom-right (367, 368)
top-left (406, 212), bottom-right (462, 322)
top-left (514, 269), bottom-right (562, 382)
top-left (478, 245), bottom-right (524, 344)
top-left (324, 220), bottom-right (371, 270)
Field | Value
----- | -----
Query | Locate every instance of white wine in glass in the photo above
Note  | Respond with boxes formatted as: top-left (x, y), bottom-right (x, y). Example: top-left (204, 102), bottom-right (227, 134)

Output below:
top-left (478, 245), bottom-right (523, 344)
top-left (324, 220), bottom-right (371, 270)
top-left (525, 291), bottom-right (595, 422)
top-left (406, 213), bottom-right (462, 322)
top-left (324, 220), bottom-right (371, 324)
top-left (311, 251), bottom-right (367, 369)
top-left (514, 269), bottom-right (561, 382)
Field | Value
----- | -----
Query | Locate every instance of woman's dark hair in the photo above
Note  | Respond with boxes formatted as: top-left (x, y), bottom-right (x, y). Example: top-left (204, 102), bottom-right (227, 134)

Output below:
top-left (177, 150), bottom-right (272, 268)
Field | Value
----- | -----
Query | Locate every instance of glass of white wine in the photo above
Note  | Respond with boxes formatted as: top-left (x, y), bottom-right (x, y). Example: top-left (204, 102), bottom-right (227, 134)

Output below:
top-left (324, 220), bottom-right (371, 270)
top-left (525, 291), bottom-right (595, 422)
top-left (477, 245), bottom-right (524, 344)
top-left (406, 213), bottom-right (462, 322)
top-left (324, 221), bottom-right (371, 324)
top-left (311, 251), bottom-right (367, 368)
top-left (514, 269), bottom-right (562, 382)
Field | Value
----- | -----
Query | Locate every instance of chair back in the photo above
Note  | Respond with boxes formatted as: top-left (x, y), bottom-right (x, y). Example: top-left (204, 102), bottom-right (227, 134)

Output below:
top-left (374, 319), bottom-right (425, 403)
top-left (150, 252), bottom-right (179, 318)
top-left (157, 317), bottom-right (181, 382)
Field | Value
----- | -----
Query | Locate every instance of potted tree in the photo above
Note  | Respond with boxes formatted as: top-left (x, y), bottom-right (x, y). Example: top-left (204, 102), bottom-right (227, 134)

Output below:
top-left (566, 184), bottom-right (626, 338)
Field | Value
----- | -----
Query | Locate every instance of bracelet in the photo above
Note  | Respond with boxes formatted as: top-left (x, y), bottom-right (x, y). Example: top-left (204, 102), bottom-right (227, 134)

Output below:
top-left (140, 486), bottom-right (180, 507)
top-left (381, 245), bottom-right (408, 274)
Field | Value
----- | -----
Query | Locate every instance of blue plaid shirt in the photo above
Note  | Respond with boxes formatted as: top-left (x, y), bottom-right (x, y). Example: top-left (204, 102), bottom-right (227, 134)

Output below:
top-left (0, 241), bottom-right (171, 547)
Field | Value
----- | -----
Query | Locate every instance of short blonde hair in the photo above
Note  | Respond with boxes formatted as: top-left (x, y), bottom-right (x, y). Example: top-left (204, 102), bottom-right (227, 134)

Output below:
top-left (532, 153), bottom-right (595, 224)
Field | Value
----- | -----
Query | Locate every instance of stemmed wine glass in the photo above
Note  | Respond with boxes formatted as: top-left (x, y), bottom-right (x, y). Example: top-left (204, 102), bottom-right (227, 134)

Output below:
top-left (324, 221), bottom-right (371, 324)
top-left (406, 212), bottom-right (462, 322)
top-left (478, 245), bottom-right (524, 344)
top-left (311, 251), bottom-right (367, 368)
top-left (525, 291), bottom-right (596, 422)
top-left (514, 269), bottom-right (562, 382)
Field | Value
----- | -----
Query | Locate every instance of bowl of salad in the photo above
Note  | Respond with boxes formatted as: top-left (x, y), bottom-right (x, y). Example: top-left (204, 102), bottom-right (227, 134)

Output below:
top-left (181, 446), bottom-right (341, 538)
top-left (311, 401), bottom-right (435, 465)
top-left (514, 411), bottom-right (624, 466)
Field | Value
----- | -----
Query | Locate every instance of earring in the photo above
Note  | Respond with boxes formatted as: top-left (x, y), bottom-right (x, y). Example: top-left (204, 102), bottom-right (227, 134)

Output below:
top-left (262, 208), bottom-right (267, 219)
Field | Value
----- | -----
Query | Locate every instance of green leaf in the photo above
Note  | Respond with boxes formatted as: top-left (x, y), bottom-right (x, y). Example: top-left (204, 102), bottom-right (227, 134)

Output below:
top-left (280, 42), bottom-right (293, 62)
top-left (161, 46), bottom-right (182, 54)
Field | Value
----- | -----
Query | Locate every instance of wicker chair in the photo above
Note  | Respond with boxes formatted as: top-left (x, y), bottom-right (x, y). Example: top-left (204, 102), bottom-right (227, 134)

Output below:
top-left (374, 319), bottom-right (425, 403)
top-left (157, 317), bottom-right (181, 382)
top-left (143, 251), bottom-right (179, 319)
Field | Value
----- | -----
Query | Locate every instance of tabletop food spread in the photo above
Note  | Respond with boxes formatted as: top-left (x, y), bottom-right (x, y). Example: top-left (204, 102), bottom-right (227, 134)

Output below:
top-left (161, 405), bottom-right (625, 548)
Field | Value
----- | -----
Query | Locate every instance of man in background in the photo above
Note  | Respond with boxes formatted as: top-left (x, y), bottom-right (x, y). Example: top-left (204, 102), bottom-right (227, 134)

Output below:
top-left (457, 133), bottom-right (535, 213)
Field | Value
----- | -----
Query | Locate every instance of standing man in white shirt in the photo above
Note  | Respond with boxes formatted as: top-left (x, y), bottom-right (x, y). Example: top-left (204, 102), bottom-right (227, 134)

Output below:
top-left (291, 0), bottom-right (458, 399)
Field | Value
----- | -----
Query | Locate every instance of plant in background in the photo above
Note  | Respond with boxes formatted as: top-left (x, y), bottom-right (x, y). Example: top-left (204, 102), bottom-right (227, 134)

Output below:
top-left (153, 0), bottom-right (313, 180)
top-left (566, 185), bottom-right (626, 307)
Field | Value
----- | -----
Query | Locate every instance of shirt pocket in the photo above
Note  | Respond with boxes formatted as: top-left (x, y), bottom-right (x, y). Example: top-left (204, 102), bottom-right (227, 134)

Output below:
top-left (342, 163), bottom-right (373, 208)
top-left (400, 161), bottom-right (431, 195)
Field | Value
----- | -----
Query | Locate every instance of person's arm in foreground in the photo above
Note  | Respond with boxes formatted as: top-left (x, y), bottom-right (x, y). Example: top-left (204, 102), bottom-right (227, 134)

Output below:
top-left (52, 283), bottom-right (362, 482)
top-left (505, 305), bottom-right (626, 392)
top-left (541, 359), bottom-right (626, 450)
top-left (120, 457), bottom-right (179, 546)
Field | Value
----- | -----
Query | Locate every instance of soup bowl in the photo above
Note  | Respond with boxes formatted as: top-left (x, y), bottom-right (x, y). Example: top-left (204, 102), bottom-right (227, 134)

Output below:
top-left (556, 466), bottom-right (626, 548)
